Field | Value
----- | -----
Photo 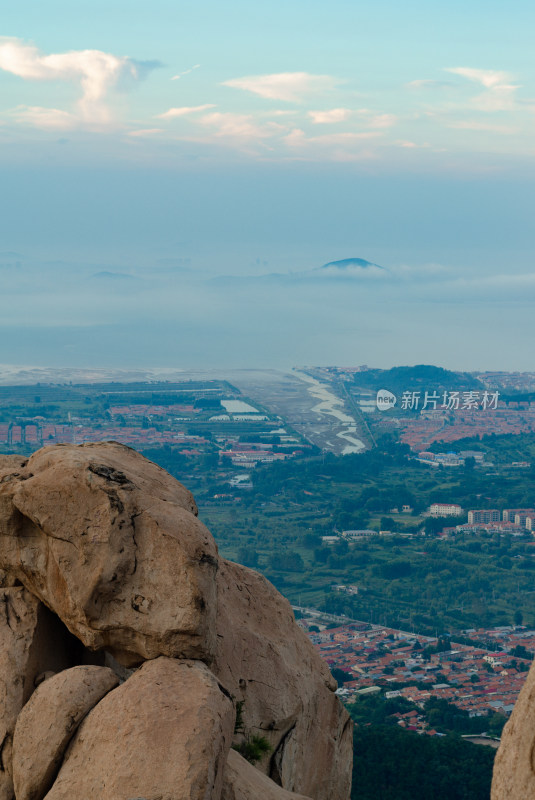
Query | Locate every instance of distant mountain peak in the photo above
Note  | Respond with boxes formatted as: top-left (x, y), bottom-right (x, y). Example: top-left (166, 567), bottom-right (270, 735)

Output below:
top-left (318, 257), bottom-right (385, 272)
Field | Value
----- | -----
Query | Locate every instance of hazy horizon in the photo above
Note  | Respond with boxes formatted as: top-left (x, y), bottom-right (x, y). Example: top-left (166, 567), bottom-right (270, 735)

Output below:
top-left (1, 1), bottom-right (534, 372)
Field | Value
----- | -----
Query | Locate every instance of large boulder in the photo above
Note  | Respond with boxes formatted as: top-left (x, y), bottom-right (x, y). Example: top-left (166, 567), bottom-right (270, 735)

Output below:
top-left (222, 750), bottom-right (312, 800)
top-left (44, 658), bottom-right (235, 800)
top-left (0, 443), bottom-right (353, 800)
top-left (0, 443), bottom-right (218, 665)
top-left (0, 588), bottom-right (80, 800)
top-left (214, 559), bottom-right (353, 800)
top-left (492, 660), bottom-right (535, 798)
top-left (12, 665), bottom-right (119, 800)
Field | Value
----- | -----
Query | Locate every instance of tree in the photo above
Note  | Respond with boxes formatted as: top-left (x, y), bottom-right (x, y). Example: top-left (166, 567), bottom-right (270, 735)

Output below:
top-left (424, 516), bottom-right (449, 536)
top-left (331, 667), bottom-right (354, 684)
top-left (488, 712), bottom-right (507, 737)
top-left (233, 735), bottom-right (271, 764)
top-left (335, 538), bottom-right (349, 556)
top-left (314, 546), bottom-right (330, 564)
top-left (303, 531), bottom-right (321, 548)
top-left (268, 550), bottom-right (304, 572)
top-left (377, 560), bottom-right (412, 579)
top-left (511, 643), bottom-right (532, 660)
top-left (237, 545), bottom-right (259, 568)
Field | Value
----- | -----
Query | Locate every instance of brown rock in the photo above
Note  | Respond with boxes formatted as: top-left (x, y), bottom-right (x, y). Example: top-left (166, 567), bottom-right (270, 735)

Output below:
top-left (222, 749), bottom-right (313, 800)
top-left (0, 442), bottom-right (218, 665)
top-left (214, 559), bottom-right (353, 800)
top-left (44, 657), bottom-right (235, 800)
top-left (12, 665), bottom-right (119, 800)
top-left (0, 444), bottom-right (352, 800)
top-left (492, 661), bottom-right (535, 798)
top-left (0, 588), bottom-right (80, 800)
top-left (0, 456), bottom-right (29, 590)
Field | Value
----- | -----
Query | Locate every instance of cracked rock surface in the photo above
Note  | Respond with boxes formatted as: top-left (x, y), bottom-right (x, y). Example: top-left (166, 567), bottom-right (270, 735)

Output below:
top-left (214, 559), bottom-right (353, 799)
top-left (0, 443), bottom-right (352, 800)
top-left (0, 442), bottom-right (218, 666)
top-left (12, 665), bottom-right (119, 800)
top-left (492, 659), bottom-right (535, 798)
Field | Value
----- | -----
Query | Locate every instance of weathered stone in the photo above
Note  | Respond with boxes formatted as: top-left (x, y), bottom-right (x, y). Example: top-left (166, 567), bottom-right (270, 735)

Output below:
top-left (44, 658), bottom-right (235, 800)
top-left (0, 444), bottom-right (352, 800)
top-left (0, 589), bottom-right (80, 800)
top-left (0, 442), bottom-right (218, 665)
top-left (0, 457), bottom-right (29, 591)
top-left (0, 455), bottom-right (27, 484)
top-left (492, 660), bottom-right (535, 798)
top-left (12, 665), bottom-right (119, 800)
top-left (214, 559), bottom-right (353, 800)
top-left (222, 749), bottom-right (313, 800)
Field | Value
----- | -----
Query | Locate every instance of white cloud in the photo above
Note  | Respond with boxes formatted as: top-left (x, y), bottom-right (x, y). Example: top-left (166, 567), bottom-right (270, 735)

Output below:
top-left (222, 72), bottom-right (340, 102)
top-left (368, 113), bottom-right (398, 129)
top-left (283, 128), bottom-right (381, 161)
top-left (389, 262), bottom-right (451, 279)
top-left (171, 64), bottom-right (200, 80)
top-left (308, 107), bottom-right (352, 124)
top-left (156, 104), bottom-right (216, 119)
top-left (472, 84), bottom-right (519, 112)
top-left (285, 130), bottom-right (380, 146)
top-left (306, 108), bottom-right (396, 131)
top-left (445, 67), bottom-right (520, 111)
top-left (445, 67), bottom-right (511, 89)
top-left (436, 272), bottom-right (535, 300)
top-left (199, 111), bottom-right (284, 140)
top-left (12, 105), bottom-right (77, 130)
top-left (127, 128), bottom-right (163, 137)
top-left (266, 109), bottom-right (297, 116)
top-left (406, 79), bottom-right (454, 89)
top-left (317, 264), bottom-right (386, 279)
top-left (448, 120), bottom-right (517, 133)
top-left (396, 140), bottom-right (419, 148)
top-left (0, 37), bottom-right (155, 126)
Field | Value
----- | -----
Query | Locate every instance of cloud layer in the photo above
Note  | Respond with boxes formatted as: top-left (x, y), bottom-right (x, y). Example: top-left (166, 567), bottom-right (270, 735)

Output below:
top-left (156, 104), bottom-right (216, 119)
top-left (0, 39), bottom-right (532, 166)
top-left (222, 72), bottom-right (340, 102)
top-left (445, 67), bottom-right (519, 111)
top-left (0, 37), bottom-right (156, 127)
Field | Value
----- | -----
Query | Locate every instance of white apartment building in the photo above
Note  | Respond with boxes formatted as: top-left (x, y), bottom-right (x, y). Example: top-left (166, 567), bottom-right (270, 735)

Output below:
top-left (429, 503), bottom-right (463, 517)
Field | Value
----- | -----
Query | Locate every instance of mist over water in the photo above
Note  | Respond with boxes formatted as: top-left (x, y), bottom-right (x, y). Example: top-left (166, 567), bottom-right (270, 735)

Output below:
top-left (2, 165), bottom-right (534, 372)
top-left (1, 253), bottom-right (533, 372)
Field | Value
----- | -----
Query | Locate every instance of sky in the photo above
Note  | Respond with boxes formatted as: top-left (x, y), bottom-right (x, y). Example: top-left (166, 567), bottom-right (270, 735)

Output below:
top-left (1, 0), bottom-right (535, 372)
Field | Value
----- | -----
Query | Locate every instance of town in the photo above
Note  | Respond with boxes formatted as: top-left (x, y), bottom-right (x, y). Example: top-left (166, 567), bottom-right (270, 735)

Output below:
top-left (300, 610), bottom-right (533, 741)
top-left (2, 368), bottom-right (535, 750)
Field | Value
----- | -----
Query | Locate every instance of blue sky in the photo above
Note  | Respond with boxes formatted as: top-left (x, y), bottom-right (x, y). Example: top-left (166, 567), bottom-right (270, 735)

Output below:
top-left (2, 1), bottom-right (535, 166)
top-left (1, 1), bottom-right (534, 371)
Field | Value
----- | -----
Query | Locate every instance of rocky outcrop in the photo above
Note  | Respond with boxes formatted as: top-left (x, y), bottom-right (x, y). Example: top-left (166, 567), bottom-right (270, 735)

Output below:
top-left (214, 559), bottom-right (353, 799)
top-left (0, 443), bottom-right (218, 666)
top-left (12, 666), bottom-right (119, 800)
top-left (492, 660), bottom-right (535, 798)
top-left (222, 750), bottom-right (313, 800)
top-left (44, 658), bottom-right (235, 800)
top-left (0, 442), bottom-right (352, 800)
top-left (0, 588), bottom-right (86, 800)
top-left (0, 588), bottom-right (42, 800)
